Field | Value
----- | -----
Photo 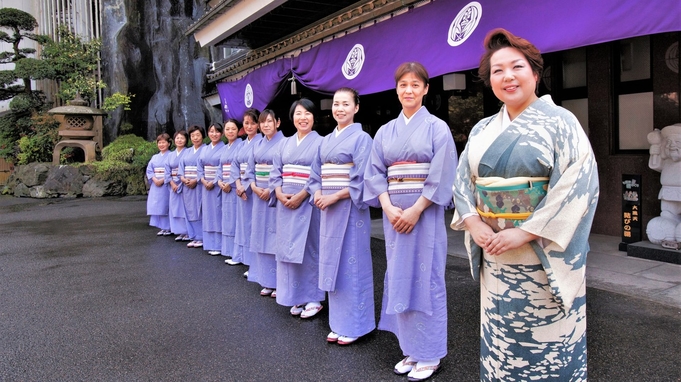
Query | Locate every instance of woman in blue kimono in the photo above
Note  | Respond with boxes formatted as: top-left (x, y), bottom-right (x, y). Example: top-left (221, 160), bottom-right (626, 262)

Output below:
top-left (233, 109), bottom-right (263, 278)
top-left (198, 123), bottom-right (226, 255)
top-left (271, 99), bottom-right (325, 319)
top-left (166, 130), bottom-right (190, 242)
top-left (178, 125), bottom-right (206, 249)
top-left (146, 133), bottom-right (171, 236)
top-left (247, 109), bottom-right (285, 297)
top-left (217, 119), bottom-right (244, 263)
top-left (364, 62), bottom-right (457, 382)
top-left (451, 29), bottom-right (599, 382)
top-left (309, 88), bottom-right (375, 342)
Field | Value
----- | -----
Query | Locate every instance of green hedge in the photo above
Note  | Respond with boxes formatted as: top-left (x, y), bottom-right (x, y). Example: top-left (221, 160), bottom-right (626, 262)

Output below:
top-left (84, 134), bottom-right (157, 195)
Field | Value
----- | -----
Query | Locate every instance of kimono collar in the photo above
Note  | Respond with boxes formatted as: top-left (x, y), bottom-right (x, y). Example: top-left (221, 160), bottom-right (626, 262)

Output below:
top-left (402, 106), bottom-right (426, 125)
top-left (296, 132), bottom-right (310, 146)
top-left (335, 124), bottom-right (352, 137)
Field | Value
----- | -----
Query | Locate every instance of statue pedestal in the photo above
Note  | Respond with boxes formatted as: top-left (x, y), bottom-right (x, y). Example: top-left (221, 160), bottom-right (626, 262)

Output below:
top-left (627, 241), bottom-right (681, 265)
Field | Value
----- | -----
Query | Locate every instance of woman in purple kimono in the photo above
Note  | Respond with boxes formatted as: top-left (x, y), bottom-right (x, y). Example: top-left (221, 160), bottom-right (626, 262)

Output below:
top-left (247, 109), bottom-right (285, 297)
top-left (198, 123), bottom-right (226, 255)
top-left (271, 99), bottom-right (325, 319)
top-left (233, 109), bottom-right (263, 278)
top-left (217, 119), bottom-right (243, 263)
top-left (166, 130), bottom-right (190, 242)
top-left (363, 62), bottom-right (457, 382)
top-left (309, 88), bottom-right (375, 342)
top-left (146, 133), bottom-right (171, 236)
top-left (178, 125), bottom-right (206, 249)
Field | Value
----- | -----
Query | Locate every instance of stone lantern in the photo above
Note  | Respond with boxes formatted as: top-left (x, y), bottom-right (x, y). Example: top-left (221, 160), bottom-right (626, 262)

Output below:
top-left (48, 94), bottom-right (107, 164)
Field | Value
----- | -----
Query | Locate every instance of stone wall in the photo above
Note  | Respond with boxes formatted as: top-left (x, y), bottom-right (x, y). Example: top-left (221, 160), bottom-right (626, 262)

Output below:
top-left (2, 163), bottom-right (139, 198)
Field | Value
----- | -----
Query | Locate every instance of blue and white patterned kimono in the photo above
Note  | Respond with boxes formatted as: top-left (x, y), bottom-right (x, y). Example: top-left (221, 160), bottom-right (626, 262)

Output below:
top-left (247, 131), bottom-right (285, 289)
top-left (364, 106), bottom-right (457, 361)
top-left (178, 144), bottom-right (205, 241)
top-left (270, 131), bottom-right (325, 307)
top-left (218, 139), bottom-right (243, 258)
top-left (233, 135), bottom-right (262, 266)
top-left (198, 141), bottom-right (226, 251)
top-left (451, 95), bottom-right (599, 381)
top-left (146, 151), bottom-right (170, 231)
top-left (166, 147), bottom-right (188, 235)
top-left (309, 123), bottom-right (376, 338)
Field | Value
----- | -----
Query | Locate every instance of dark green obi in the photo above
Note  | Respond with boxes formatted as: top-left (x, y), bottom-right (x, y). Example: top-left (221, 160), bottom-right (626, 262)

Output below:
top-left (475, 178), bottom-right (549, 232)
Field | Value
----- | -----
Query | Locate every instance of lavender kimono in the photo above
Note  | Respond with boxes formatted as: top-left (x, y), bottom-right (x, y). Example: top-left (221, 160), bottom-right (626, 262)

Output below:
top-left (146, 152), bottom-right (170, 231)
top-left (218, 139), bottom-right (243, 257)
top-left (364, 107), bottom-right (457, 361)
top-left (178, 145), bottom-right (205, 241)
top-left (451, 96), bottom-right (599, 381)
top-left (309, 123), bottom-right (375, 338)
top-left (198, 141), bottom-right (226, 251)
top-left (270, 131), bottom-right (325, 307)
top-left (247, 130), bottom-right (285, 288)
top-left (165, 148), bottom-right (188, 235)
top-left (233, 135), bottom-right (262, 266)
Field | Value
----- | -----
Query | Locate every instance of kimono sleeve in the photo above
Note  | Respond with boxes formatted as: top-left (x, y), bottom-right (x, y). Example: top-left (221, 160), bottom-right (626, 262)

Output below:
top-left (177, 155), bottom-right (186, 178)
top-left (268, 139), bottom-right (286, 207)
top-left (519, 112), bottom-right (599, 252)
top-left (308, 143), bottom-right (323, 202)
top-left (421, 118), bottom-right (456, 208)
top-left (348, 132), bottom-right (373, 210)
top-left (451, 118), bottom-right (490, 229)
top-left (243, 143), bottom-right (256, 190)
top-left (197, 150), bottom-right (206, 182)
top-left (302, 136), bottom-right (322, 197)
top-left (362, 125), bottom-right (389, 208)
top-left (146, 155), bottom-right (155, 185)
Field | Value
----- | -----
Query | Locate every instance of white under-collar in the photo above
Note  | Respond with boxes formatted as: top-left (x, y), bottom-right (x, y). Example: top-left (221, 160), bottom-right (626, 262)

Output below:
top-left (402, 106), bottom-right (425, 125)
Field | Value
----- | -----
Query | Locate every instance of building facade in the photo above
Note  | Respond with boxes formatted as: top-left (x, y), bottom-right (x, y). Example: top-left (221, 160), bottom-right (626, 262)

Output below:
top-left (189, 0), bottom-right (680, 242)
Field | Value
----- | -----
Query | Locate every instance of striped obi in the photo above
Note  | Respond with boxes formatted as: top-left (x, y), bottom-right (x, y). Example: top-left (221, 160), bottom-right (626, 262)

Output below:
top-left (255, 163), bottom-right (273, 185)
top-left (221, 163), bottom-right (231, 180)
top-left (204, 165), bottom-right (218, 181)
top-left (387, 162), bottom-right (430, 194)
top-left (282, 164), bottom-right (311, 186)
top-left (239, 163), bottom-right (248, 180)
top-left (153, 167), bottom-right (165, 179)
top-left (475, 176), bottom-right (549, 232)
top-left (321, 163), bottom-right (353, 190)
top-left (171, 167), bottom-right (179, 182)
top-left (184, 165), bottom-right (198, 180)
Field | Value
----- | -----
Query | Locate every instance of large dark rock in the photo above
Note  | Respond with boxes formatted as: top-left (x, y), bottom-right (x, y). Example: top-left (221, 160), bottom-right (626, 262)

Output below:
top-left (12, 162), bottom-right (51, 187)
top-left (83, 178), bottom-right (126, 197)
top-left (13, 183), bottom-right (30, 197)
top-left (101, 0), bottom-right (211, 142)
top-left (43, 166), bottom-right (84, 198)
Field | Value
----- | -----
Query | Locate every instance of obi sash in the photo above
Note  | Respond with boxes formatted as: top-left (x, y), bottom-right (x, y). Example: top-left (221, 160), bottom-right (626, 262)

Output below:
top-left (204, 165), bottom-right (218, 181)
top-left (282, 164), bottom-right (310, 186)
top-left (153, 167), bottom-right (165, 179)
top-left (184, 165), bottom-right (198, 180)
top-left (171, 167), bottom-right (179, 182)
top-left (321, 163), bottom-right (353, 190)
top-left (239, 163), bottom-right (248, 180)
top-left (475, 176), bottom-right (549, 232)
top-left (255, 163), bottom-right (272, 186)
top-left (387, 162), bottom-right (430, 194)
top-left (221, 163), bottom-right (231, 180)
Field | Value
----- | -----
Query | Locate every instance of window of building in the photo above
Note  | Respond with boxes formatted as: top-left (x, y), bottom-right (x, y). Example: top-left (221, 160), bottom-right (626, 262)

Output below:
top-left (560, 47), bottom-right (589, 135)
top-left (616, 36), bottom-right (653, 151)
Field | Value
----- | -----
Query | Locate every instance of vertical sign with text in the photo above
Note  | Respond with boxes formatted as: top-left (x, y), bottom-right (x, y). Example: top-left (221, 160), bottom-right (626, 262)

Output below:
top-left (620, 174), bottom-right (642, 250)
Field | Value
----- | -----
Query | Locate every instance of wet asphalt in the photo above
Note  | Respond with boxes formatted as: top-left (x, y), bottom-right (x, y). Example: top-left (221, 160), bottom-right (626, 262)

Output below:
top-left (0, 196), bottom-right (679, 382)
